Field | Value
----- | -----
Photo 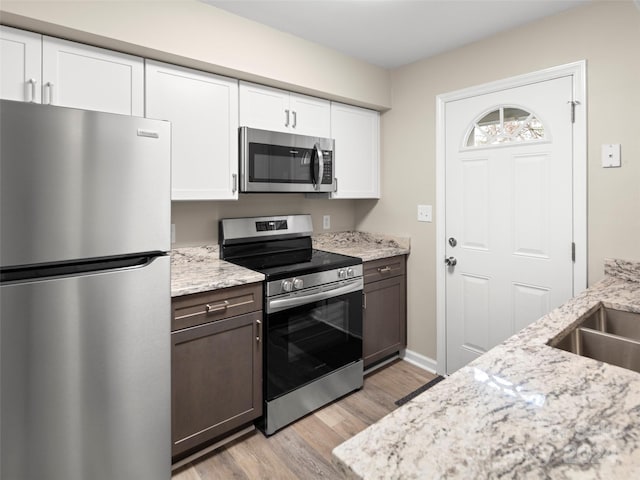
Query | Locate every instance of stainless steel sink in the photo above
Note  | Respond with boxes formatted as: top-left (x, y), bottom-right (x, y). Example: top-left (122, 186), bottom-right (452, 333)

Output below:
top-left (551, 306), bottom-right (640, 373)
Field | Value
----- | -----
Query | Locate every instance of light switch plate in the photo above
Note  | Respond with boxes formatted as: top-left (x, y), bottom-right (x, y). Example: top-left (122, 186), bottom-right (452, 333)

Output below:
top-left (171, 224), bottom-right (176, 244)
top-left (323, 215), bottom-right (331, 230)
top-left (602, 144), bottom-right (621, 168)
top-left (417, 205), bottom-right (432, 222)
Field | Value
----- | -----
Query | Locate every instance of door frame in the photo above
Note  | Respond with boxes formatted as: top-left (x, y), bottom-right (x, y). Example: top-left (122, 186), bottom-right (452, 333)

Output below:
top-left (435, 61), bottom-right (587, 375)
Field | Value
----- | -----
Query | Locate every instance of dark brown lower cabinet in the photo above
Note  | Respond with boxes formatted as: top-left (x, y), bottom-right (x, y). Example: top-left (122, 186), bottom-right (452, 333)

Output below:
top-left (171, 284), bottom-right (263, 460)
top-left (363, 255), bottom-right (407, 368)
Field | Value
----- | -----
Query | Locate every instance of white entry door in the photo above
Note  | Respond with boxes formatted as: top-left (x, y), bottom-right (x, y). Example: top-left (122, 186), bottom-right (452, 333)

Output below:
top-left (445, 76), bottom-right (575, 374)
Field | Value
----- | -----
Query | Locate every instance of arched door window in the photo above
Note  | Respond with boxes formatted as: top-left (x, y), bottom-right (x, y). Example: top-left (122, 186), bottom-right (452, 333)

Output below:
top-left (465, 106), bottom-right (546, 147)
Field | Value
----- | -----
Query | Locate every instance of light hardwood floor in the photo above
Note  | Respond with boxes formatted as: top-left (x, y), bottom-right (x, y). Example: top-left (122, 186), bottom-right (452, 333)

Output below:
top-left (172, 359), bottom-right (435, 479)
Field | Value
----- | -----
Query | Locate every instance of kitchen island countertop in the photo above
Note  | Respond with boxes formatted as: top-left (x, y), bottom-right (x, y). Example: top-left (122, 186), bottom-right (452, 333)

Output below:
top-left (332, 258), bottom-right (640, 479)
top-left (171, 232), bottom-right (410, 297)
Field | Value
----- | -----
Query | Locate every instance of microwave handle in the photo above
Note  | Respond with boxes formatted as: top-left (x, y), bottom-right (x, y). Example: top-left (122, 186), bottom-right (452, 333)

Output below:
top-left (313, 142), bottom-right (324, 190)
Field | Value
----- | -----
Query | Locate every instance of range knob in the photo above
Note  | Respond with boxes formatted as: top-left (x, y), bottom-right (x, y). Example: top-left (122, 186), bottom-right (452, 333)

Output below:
top-left (338, 269), bottom-right (347, 279)
top-left (346, 267), bottom-right (354, 278)
top-left (281, 279), bottom-right (293, 292)
top-left (293, 278), bottom-right (304, 290)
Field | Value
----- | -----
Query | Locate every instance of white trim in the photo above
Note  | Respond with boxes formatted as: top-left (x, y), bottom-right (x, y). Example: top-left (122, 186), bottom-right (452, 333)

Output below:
top-left (401, 349), bottom-right (438, 374)
top-left (435, 61), bottom-right (588, 376)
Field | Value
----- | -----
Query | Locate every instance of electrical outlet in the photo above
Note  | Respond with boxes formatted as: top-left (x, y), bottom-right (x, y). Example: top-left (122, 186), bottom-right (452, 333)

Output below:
top-left (171, 224), bottom-right (176, 243)
top-left (602, 144), bottom-right (621, 168)
top-left (417, 205), bottom-right (432, 222)
top-left (323, 215), bottom-right (331, 230)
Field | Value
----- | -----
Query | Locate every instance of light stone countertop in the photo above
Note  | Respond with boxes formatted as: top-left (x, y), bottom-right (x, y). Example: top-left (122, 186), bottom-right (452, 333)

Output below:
top-left (332, 258), bottom-right (640, 479)
top-left (171, 232), bottom-right (410, 297)
top-left (170, 245), bottom-right (264, 297)
top-left (312, 231), bottom-right (410, 262)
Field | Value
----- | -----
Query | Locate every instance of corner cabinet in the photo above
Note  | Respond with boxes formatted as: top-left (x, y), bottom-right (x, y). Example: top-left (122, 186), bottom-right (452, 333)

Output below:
top-left (363, 256), bottom-right (407, 368)
top-left (145, 60), bottom-right (239, 200)
top-left (331, 102), bottom-right (380, 199)
top-left (171, 284), bottom-right (263, 460)
top-left (1, 26), bottom-right (144, 115)
top-left (239, 81), bottom-right (331, 137)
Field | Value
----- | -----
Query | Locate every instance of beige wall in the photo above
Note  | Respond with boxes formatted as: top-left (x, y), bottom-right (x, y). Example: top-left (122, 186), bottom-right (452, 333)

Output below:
top-left (172, 196), bottom-right (357, 247)
top-left (0, 0), bottom-right (390, 109)
top-left (356, 1), bottom-right (640, 360)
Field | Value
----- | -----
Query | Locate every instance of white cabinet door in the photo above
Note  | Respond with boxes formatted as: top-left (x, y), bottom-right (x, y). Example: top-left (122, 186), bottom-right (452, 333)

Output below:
top-left (42, 36), bottom-right (143, 115)
top-left (239, 81), bottom-right (330, 137)
top-left (239, 82), bottom-right (290, 133)
top-left (145, 60), bottom-right (239, 201)
top-left (290, 92), bottom-right (330, 137)
top-left (331, 102), bottom-right (380, 199)
top-left (1, 26), bottom-right (42, 103)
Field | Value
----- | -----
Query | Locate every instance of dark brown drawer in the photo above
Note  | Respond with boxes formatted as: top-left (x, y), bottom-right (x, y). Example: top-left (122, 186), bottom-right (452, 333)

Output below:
top-left (171, 283), bottom-right (262, 331)
top-left (363, 255), bottom-right (406, 284)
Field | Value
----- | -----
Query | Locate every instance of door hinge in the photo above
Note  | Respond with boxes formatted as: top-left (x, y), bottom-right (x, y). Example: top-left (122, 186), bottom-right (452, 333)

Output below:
top-left (568, 100), bottom-right (580, 123)
top-left (571, 242), bottom-right (576, 262)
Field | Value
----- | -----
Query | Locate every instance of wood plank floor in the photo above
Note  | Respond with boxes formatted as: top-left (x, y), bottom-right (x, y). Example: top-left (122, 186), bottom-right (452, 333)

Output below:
top-left (172, 359), bottom-right (435, 479)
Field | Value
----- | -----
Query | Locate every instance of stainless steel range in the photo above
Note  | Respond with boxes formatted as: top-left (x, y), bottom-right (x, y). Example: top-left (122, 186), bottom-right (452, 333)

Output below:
top-left (219, 215), bottom-right (363, 435)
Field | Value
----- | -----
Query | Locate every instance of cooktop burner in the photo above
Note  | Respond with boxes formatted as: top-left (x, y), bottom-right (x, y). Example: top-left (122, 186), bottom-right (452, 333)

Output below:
top-left (231, 248), bottom-right (361, 281)
top-left (218, 214), bottom-right (362, 281)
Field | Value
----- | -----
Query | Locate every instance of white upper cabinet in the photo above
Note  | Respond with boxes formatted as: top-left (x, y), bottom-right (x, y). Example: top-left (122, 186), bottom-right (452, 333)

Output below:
top-left (239, 81), bottom-right (330, 138)
top-left (1, 26), bottom-right (42, 103)
top-left (331, 102), bottom-right (380, 199)
top-left (145, 60), bottom-right (239, 201)
top-left (1, 27), bottom-right (143, 115)
top-left (42, 36), bottom-right (143, 115)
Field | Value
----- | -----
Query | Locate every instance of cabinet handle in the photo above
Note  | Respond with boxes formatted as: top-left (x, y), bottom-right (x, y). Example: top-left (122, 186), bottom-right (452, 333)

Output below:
top-left (284, 109), bottom-right (290, 127)
top-left (292, 110), bottom-right (297, 128)
top-left (205, 300), bottom-right (229, 314)
top-left (378, 266), bottom-right (392, 273)
top-left (363, 292), bottom-right (366, 310)
top-left (232, 173), bottom-right (237, 193)
top-left (44, 82), bottom-right (54, 104)
top-left (256, 319), bottom-right (262, 343)
top-left (27, 78), bottom-right (37, 103)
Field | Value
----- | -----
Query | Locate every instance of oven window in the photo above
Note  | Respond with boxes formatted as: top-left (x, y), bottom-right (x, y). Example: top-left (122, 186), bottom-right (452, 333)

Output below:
top-left (249, 143), bottom-right (314, 184)
top-left (265, 290), bottom-right (362, 401)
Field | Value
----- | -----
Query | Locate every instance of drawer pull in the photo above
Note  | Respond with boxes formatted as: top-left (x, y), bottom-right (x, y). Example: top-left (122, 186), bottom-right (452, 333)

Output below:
top-left (378, 266), bottom-right (392, 273)
top-left (206, 300), bottom-right (229, 314)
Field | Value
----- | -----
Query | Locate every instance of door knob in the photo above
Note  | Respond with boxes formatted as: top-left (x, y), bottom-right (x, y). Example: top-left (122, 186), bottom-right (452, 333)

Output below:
top-left (444, 256), bottom-right (457, 267)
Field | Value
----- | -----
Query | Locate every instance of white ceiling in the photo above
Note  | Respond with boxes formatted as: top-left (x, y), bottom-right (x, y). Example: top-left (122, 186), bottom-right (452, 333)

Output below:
top-left (202, 0), bottom-right (591, 69)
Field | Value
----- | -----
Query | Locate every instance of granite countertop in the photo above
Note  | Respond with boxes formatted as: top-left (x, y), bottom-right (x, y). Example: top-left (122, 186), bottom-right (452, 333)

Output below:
top-left (333, 258), bottom-right (640, 479)
top-left (171, 232), bottom-right (410, 297)
top-left (312, 231), bottom-right (410, 262)
top-left (170, 245), bottom-right (264, 297)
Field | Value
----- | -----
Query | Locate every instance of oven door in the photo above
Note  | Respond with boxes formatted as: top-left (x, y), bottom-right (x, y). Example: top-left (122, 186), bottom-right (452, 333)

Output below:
top-left (265, 284), bottom-right (363, 402)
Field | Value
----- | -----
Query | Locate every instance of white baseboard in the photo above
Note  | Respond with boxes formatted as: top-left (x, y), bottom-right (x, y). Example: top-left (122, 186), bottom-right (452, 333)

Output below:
top-left (400, 349), bottom-right (438, 374)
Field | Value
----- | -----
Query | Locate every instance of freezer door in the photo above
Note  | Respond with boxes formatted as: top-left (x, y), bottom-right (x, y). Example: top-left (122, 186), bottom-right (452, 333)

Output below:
top-left (1, 256), bottom-right (170, 480)
top-left (0, 100), bottom-right (170, 268)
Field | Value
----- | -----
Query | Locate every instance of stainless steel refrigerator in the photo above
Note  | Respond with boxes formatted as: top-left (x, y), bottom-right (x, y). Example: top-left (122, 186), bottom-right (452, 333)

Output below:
top-left (0, 100), bottom-right (171, 480)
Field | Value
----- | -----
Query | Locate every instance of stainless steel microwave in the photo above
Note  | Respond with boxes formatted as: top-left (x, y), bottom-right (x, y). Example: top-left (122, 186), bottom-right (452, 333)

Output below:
top-left (239, 127), bottom-right (336, 193)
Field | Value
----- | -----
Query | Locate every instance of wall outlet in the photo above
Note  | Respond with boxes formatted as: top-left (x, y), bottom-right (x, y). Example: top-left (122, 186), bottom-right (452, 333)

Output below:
top-left (417, 205), bottom-right (432, 222)
top-left (323, 215), bottom-right (331, 230)
top-left (171, 224), bottom-right (176, 243)
top-left (602, 144), bottom-right (621, 168)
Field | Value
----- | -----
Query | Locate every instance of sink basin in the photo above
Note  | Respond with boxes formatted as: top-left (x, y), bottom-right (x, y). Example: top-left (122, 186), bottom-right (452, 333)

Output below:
top-left (551, 306), bottom-right (640, 373)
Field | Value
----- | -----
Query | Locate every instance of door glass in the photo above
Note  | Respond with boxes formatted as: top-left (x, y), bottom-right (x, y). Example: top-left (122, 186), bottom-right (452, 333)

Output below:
top-left (466, 106), bottom-right (545, 147)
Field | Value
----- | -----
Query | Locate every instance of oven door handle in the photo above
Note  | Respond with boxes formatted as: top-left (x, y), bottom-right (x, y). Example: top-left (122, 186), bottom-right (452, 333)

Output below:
top-left (267, 279), bottom-right (363, 314)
